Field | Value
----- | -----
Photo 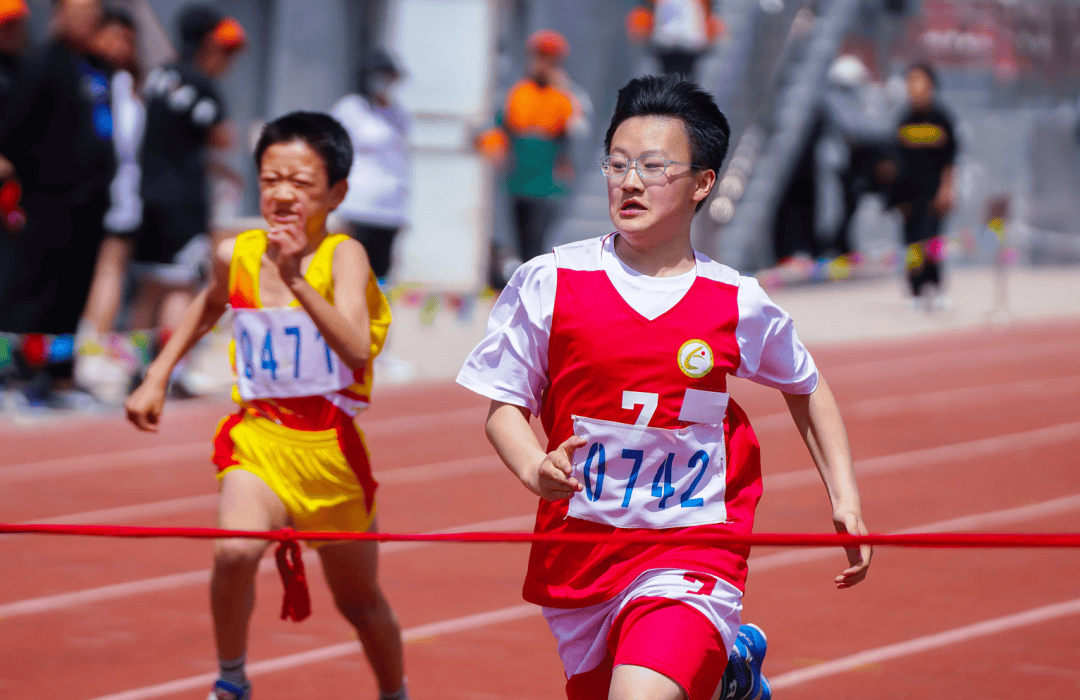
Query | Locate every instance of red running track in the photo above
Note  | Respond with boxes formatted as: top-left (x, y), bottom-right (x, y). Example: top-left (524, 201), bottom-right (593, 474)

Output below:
top-left (1, 318), bottom-right (1079, 699)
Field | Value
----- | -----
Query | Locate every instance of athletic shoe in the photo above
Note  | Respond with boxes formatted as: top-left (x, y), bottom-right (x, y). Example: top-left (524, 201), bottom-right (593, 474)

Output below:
top-left (720, 623), bottom-right (771, 700)
top-left (207, 679), bottom-right (252, 700)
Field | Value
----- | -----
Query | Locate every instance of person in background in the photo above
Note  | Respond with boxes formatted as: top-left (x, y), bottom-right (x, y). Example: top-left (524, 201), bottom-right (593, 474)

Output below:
top-left (820, 53), bottom-right (893, 258)
top-left (127, 3), bottom-right (245, 393)
top-left (625, 0), bottom-right (724, 80)
top-left (0, 0), bottom-right (29, 297)
top-left (889, 62), bottom-right (957, 311)
top-left (0, 0), bottom-right (115, 407)
top-left (76, 3), bottom-right (146, 403)
top-left (480, 29), bottom-right (583, 287)
top-left (0, 0), bottom-right (28, 104)
top-left (331, 48), bottom-right (411, 285)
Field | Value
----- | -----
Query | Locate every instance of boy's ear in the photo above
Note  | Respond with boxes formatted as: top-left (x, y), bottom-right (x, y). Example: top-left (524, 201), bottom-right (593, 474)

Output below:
top-left (691, 168), bottom-right (716, 205)
top-left (328, 178), bottom-right (348, 209)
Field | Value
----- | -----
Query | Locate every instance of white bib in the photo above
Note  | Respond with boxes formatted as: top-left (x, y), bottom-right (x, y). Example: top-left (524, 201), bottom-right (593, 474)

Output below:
top-left (567, 413), bottom-right (728, 529)
top-left (232, 307), bottom-right (355, 400)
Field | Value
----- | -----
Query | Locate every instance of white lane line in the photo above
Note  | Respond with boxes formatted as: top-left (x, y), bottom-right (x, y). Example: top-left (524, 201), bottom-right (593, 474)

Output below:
top-left (0, 404), bottom-right (488, 484)
top-left (745, 375), bottom-right (1080, 434)
top-left (12, 455), bottom-right (503, 525)
top-left (8, 368), bottom-right (1076, 489)
top-left (749, 493), bottom-right (1080, 572)
top-left (824, 338), bottom-right (1080, 384)
top-left (5, 474), bottom-right (1079, 622)
top-left (79, 494), bottom-right (1080, 700)
top-left (769, 597), bottom-right (1080, 689)
top-left (0, 514), bottom-right (533, 619)
top-left (764, 421), bottom-right (1080, 492)
top-left (86, 602), bottom-right (542, 700)
top-left (4, 422), bottom-right (1076, 615)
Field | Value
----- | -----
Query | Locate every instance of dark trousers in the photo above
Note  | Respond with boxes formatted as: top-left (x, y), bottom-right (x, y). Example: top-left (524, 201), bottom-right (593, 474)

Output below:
top-left (0, 190), bottom-right (108, 334)
top-left (903, 204), bottom-right (943, 297)
top-left (511, 196), bottom-right (558, 262)
top-left (349, 223), bottom-right (400, 280)
top-left (773, 178), bottom-right (820, 261)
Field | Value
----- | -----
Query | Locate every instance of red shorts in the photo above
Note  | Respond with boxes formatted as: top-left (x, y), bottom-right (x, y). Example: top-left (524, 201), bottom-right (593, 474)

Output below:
top-left (544, 568), bottom-right (742, 700)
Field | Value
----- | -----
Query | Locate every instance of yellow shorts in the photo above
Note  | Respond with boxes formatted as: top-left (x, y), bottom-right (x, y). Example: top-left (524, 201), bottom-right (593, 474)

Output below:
top-left (212, 411), bottom-right (377, 543)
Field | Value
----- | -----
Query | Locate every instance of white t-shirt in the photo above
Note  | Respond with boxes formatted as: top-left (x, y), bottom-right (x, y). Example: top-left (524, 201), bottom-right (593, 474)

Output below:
top-left (457, 234), bottom-right (818, 416)
top-left (331, 93), bottom-right (411, 228)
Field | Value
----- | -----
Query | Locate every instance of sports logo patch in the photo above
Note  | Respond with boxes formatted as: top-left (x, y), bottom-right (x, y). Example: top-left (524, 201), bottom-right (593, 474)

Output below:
top-left (678, 339), bottom-right (713, 378)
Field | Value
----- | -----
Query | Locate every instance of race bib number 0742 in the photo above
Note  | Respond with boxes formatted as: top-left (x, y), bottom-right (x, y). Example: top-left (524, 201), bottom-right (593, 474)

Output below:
top-left (567, 414), bottom-right (728, 529)
top-left (232, 307), bottom-right (356, 400)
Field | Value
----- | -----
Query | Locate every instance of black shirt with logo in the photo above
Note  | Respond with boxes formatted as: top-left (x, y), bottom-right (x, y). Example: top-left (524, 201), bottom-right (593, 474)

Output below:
top-left (892, 104), bottom-right (958, 207)
top-left (140, 60), bottom-right (225, 210)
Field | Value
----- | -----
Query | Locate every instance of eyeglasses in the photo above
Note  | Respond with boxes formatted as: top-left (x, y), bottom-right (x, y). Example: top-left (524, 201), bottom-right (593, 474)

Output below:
top-left (599, 155), bottom-right (700, 180)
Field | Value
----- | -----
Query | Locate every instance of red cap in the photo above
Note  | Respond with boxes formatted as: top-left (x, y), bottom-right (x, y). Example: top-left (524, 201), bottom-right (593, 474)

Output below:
top-left (527, 29), bottom-right (568, 59)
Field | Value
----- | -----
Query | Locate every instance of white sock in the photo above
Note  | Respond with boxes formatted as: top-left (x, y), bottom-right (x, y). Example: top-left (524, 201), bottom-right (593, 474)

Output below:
top-left (218, 654), bottom-right (247, 687)
top-left (379, 680), bottom-right (409, 700)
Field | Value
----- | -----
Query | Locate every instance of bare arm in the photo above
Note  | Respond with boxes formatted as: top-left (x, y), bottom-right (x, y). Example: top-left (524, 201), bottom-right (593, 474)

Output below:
top-left (485, 400), bottom-right (585, 501)
top-left (931, 164), bottom-right (955, 215)
top-left (270, 228), bottom-right (371, 371)
top-left (125, 238), bottom-right (234, 431)
top-left (783, 373), bottom-right (872, 588)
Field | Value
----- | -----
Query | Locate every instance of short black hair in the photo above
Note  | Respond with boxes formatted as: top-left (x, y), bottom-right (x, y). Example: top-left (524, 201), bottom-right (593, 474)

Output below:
top-left (907, 61), bottom-right (938, 88)
top-left (100, 4), bottom-right (136, 31)
top-left (254, 112), bottom-right (353, 186)
top-left (604, 74), bottom-right (730, 210)
top-left (177, 3), bottom-right (221, 59)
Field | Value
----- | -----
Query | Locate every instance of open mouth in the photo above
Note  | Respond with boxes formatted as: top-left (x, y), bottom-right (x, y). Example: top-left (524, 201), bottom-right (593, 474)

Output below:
top-left (620, 200), bottom-right (646, 212)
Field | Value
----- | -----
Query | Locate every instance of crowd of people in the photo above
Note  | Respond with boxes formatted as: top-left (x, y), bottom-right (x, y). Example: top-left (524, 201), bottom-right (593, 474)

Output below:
top-left (773, 52), bottom-right (959, 311)
top-left (0, 0), bottom-right (247, 407)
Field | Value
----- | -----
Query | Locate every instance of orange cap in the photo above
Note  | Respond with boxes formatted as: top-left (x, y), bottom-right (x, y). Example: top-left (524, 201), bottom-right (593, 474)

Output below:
top-left (626, 7), bottom-right (653, 40)
top-left (527, 29), bottom-right (568, 59)
top-left (0, 0), bottom-right (28, 23)
top-left (212, 16), bottom-right (247, 52)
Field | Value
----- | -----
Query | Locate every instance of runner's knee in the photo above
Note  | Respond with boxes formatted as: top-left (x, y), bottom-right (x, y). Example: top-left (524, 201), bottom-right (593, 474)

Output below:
top-left (213, 538), bottom-right (266, 571)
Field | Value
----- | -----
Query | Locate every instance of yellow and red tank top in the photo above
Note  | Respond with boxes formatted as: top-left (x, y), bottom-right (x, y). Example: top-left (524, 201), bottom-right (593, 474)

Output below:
top-left (227, 229), bottom-right (392, 431)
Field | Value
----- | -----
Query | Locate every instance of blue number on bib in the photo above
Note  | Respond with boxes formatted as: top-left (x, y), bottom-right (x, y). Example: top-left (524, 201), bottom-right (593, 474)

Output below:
top-left (316, 332), bottom-right (333, 373)
top-left (284, 326), bottom-right (301, 378)
top-left (239, 330), bottom-right (254, 379)
top-left (620, 449), bottom-right (644, 508)
top-left (583, 441), bottom-right (606, 502)
top-left (260, 330), bottom-right (278, 379)
top-left (651, 453), bottom-right (676, 509)
top-left (680, 450), bottom-right (709, 508)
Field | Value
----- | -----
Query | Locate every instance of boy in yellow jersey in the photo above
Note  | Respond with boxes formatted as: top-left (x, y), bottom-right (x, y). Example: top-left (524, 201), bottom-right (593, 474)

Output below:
top-left (126, 112), bottom-right (409, 700)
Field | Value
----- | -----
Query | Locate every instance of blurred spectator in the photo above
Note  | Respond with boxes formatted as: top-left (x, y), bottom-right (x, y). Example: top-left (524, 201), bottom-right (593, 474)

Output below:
top-left (127, 3), bottom-right (244, 383)
top-left (820, 54), bottom-right (893, 257)
top-left (480, 29), bottom-right (582, 286)
top-left (76, 3), bottom-right (145, 402)
top-left (625, 0), bottom-right (724, 79)
top-left (773, 108), bottom-right (826, 264)
top-left (889, 62), bottom-right (957, 309)
top-left (0, 0), bottom-right (115, 404)
top-left (331, 48), bottom-right (410, 283)
top-left (0, 0), bottom-right (29, 290)
top-left (0, 0), bottom-right (28, 105)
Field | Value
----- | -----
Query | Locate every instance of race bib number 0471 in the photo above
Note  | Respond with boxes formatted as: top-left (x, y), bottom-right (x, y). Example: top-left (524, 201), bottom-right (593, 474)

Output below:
top-left (232, 307), bottom-right (356, 400)
top-left (567, 415), bottom-right (728, 529)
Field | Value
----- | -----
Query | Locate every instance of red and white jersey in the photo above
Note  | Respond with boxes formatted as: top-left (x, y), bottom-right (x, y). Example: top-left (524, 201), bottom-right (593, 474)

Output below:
top-left (457, 234), bottom-right (818, 608)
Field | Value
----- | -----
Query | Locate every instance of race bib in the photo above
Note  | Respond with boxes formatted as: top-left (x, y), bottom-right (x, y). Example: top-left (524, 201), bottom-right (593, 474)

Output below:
top-left (567, 414), bottom-right (728, 529)
top-left (232, 308), bottom-right (356, 400)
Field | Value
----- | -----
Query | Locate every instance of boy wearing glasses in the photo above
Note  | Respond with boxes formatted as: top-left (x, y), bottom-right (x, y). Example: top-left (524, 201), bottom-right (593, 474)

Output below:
top-left (457, 75), bottom-right (872, 700)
